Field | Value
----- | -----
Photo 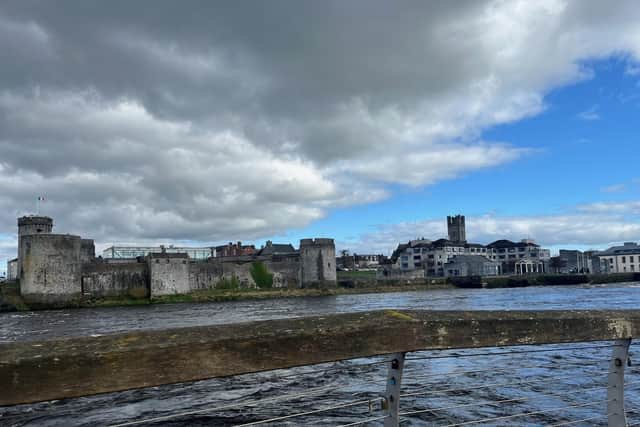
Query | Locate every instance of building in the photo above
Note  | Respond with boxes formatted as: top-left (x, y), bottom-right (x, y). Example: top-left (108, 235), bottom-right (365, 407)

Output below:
top-left (16, 216), bottom-right (53, 279)
top-left (447, 215), bottom-right (466, 243)
top-left (486, 239), bottom-right (551, 274)
top-left (103, 245), bottom-right (216, 260)
top-left (215, 241), bottom-right (256, 258)
top-left (443, 255), bottom-right (500, 277)
top-left (558, 250), bottom-right (590, 273)
top-left (7, 258), bottom-right (18, 281)
top-left (255, 241), bottom-right (296, 256)
top-left (387, 216), bottom-right (551, 277)
top-left (585, 251), bottom-right (605, 273)
top-left (354, 254), bottom-right (384, 269)
top-left (597, 242), bottom-right (640, 273)
top-left (514, 258), bottom-right (546, 275)
top-left (12, 216), bottom-right (337, 305)
top-left (391, 238), bottom-right (490, 277)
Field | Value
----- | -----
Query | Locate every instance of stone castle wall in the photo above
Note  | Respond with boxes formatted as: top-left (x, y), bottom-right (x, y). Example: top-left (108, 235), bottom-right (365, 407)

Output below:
top-left (17, 216), bottom-right (54, 280)
top-left (82, 262), bottom-right (149, 298)
top-left (16, 216), bottom-right (336, 303)
top-left (299, 238), bottom-right (336, 288)
top-left (148, 254), bottom-right (190, 296)
top-left (20, 234), bottom-right (84, 304)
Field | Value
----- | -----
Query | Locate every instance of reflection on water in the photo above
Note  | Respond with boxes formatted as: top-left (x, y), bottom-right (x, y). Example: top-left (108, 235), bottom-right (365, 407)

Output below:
top-left (1, 282), bottom-right (640, 426)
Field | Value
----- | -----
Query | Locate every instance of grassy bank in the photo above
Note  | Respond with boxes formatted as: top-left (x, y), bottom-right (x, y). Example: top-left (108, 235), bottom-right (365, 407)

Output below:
top-left (1, 281), bottom-right (453, 311)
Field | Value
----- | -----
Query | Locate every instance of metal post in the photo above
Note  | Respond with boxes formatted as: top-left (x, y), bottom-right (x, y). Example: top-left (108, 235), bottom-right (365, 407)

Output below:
top-left (608, 338), bottom-right (631, 427)
top-left (383, 352), bottom-right (405, 427)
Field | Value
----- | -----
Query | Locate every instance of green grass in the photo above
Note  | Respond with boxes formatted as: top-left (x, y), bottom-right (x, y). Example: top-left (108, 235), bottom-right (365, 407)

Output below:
top-left (337, 270), bottom-right (377, 279)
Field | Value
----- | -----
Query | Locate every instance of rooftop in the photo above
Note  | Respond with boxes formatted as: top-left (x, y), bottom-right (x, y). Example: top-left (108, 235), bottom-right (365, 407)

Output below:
top-left (597, 242), bottom-right (640, 256)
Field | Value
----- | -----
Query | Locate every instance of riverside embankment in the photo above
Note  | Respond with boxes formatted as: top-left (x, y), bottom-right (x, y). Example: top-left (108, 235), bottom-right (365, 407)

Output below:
top-left (1, 272), bottom-right (639, 311)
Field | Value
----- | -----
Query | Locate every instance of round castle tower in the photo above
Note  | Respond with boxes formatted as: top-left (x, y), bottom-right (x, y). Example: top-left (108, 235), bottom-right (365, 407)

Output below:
top-left (17, 216), bottom-right (53, 279)
top-left (299, 238), bottom-right (336, 288)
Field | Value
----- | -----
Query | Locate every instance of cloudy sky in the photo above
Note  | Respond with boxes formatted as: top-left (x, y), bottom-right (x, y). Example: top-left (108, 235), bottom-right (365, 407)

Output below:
top-left (1, 0), bottom-right (640, 269)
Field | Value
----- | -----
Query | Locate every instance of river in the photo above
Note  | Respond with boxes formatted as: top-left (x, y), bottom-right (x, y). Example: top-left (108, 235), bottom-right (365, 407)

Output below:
top-left (2, 283), bottom-right (640, 426)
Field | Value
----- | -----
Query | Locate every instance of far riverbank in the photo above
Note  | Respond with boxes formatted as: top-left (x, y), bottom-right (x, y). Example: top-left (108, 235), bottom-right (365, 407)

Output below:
top-left (1, 272), bottom-right (639, 312)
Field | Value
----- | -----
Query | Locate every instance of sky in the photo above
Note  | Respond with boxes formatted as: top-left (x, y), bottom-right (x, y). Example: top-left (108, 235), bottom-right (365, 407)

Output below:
top-left (1, 0), bottom-right (640, 272)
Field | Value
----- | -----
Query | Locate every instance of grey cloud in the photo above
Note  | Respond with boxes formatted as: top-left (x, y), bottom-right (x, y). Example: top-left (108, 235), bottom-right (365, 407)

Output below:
top-left (2, 0), bottom-right (640, 264)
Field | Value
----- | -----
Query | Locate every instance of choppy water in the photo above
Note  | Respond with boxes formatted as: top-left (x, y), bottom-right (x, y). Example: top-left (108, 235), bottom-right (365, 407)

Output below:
top-left (2, 283), bottom-right (640, 426)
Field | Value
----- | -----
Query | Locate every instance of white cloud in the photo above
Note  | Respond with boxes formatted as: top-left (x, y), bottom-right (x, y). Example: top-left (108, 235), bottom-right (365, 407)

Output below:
top-left (626, 63), bottom-right (640, 76)
top-left (601, 184), bottom-right (627, 193)
top-left (577, 200), bottom-right (640, 214)
top-left (342, 210), bottom-right (640, 255)
top-left (577, 105), bottom-right (600, 121)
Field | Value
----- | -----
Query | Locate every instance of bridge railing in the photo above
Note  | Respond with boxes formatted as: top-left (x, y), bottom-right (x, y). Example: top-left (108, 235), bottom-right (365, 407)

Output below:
top-left (2, 309), bottom-right (640, 425)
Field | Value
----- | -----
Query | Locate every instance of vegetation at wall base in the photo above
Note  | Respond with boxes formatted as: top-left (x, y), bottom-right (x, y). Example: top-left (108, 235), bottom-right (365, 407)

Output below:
top-left (249, 261), bottom-right (273, 289)
top-left (216, 276), bottom-right (240, 290)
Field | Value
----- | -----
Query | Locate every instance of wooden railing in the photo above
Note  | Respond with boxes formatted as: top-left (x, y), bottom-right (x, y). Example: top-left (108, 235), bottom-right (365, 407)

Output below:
top-left (2, 309), bottom-right (640, 425)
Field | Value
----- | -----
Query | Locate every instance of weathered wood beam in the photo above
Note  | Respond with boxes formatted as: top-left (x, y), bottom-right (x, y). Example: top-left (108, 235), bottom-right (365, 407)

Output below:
top-left (1, 309), bottom-right (639, 406)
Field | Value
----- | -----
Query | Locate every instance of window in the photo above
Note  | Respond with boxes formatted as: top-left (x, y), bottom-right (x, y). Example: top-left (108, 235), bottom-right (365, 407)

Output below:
top-left (509, 255), bottom-right (516, 259)
top-left (413, 255), bottom-right (421, 260)
top-left (401, 263), bottom-right (408, 269)
top-left (413, 248), bottom-right (420, 254)
top-left (499, 255), bottom-right (505, 259)
top-left (401, 255), bottom-right (408, 261)
top-left (631, 256), bottom-right (635, 263)
top-left (428, 254), bottom-right (434, 259)
top-left (622, 256), bottom-right (626, 263)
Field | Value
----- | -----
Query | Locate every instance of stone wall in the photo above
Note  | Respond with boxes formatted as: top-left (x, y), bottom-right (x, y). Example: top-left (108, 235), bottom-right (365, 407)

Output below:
top-left (20, 234), bottom-right (83, 304)
top-left (15, 215), bottom-right (337, 302)
top-left (148, 254), bottom-right (190, 296)
top-left (17, 216), bottom-right (53, 280)
top-left (188, 261), bottom-right (224, 290)
top-left (265, 257), bottom-right (300, 288)
top-left (82, 262), bottom-right (148, 298)
top-left (299, 238), bottom-right (336, 287)
top-left (377, 268), bottom-right (425, 281)
top-left (80, 239), bottom-right (95, 263)
top-left (188, 256), bottom-right (302, 290)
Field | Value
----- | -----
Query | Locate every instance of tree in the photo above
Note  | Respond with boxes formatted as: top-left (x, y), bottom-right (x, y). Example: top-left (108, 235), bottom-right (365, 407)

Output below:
top-left (339, 249), bottom-right (354, 269)
top-left (250, 261), bottom-right (273, 288)
top-left (549, 256), bottom-right (567, 273)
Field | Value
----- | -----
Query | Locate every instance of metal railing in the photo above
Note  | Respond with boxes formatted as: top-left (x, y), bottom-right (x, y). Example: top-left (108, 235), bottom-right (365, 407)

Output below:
top-left (94, 340), bottom-right (637, 426)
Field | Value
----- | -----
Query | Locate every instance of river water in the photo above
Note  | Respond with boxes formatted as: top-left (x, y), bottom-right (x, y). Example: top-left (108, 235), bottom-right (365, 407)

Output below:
top-left (2, 283), bottom-right (640, 426)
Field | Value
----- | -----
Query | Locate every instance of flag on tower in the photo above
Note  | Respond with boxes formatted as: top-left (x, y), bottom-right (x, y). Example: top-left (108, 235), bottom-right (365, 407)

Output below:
top-left (37, 196), bottom-right (46, 202)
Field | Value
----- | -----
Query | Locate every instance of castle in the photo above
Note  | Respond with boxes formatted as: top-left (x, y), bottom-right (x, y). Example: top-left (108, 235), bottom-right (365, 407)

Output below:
top-left (13, 216), bottom-right (336, 305)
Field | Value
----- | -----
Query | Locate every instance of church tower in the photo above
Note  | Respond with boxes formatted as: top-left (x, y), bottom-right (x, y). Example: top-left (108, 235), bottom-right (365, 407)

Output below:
top-left (447, 215), bottom-right (466, 243)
